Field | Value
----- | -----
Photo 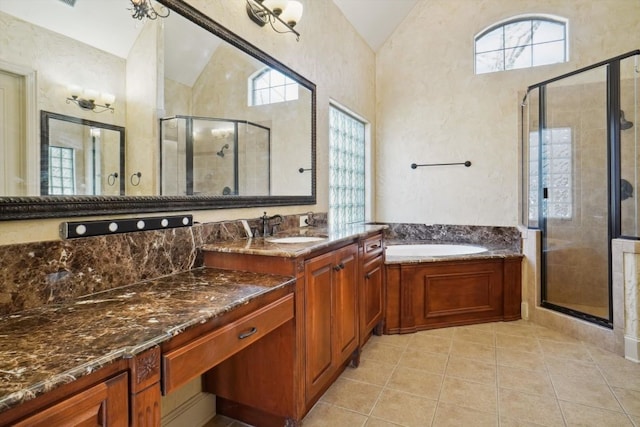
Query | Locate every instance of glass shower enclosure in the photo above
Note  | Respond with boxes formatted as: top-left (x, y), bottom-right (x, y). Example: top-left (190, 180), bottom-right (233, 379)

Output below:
top-left (522, 50), bottom-right (639, 326)
top-left (160, 116), bottom-right (271, 196)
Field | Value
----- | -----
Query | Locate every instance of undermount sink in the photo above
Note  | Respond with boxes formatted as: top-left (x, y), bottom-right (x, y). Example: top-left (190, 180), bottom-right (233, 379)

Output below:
top-left (267, 236), bottom-right (327, 244)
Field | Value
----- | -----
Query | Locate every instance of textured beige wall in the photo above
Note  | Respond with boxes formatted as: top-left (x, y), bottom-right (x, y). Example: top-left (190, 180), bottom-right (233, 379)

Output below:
top-left (0, 0), bottom-right (374, 244)
top-left (125, 20), bottom-right (162, 196)
top-left (376, 0), bottom-right (640, 226)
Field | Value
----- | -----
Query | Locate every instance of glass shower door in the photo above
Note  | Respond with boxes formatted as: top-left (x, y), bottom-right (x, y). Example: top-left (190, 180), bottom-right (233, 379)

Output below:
top-left (540, 65), bottom-right (611, 323)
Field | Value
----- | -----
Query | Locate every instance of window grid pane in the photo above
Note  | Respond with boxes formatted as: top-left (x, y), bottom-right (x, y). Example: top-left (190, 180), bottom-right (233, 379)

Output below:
top-left (49, 146), bottom-right (76, 195)
top-left (528, 128), bottom-right (572, 221)
top-left (475, 17), bottom-right (567, 74)
top-left (250, 68), bottom-right (299, 106)
top-left (329, 107), bottom-right (366, 226)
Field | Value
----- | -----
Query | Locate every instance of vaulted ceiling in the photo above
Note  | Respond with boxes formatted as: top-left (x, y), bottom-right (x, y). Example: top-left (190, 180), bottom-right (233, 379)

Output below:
top-left (331, 0), bottom-right (419, 51)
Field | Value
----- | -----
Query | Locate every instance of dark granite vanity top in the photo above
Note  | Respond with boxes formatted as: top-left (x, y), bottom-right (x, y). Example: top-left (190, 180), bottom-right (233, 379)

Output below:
top-left (0, 267), bottom-right (295, 413)
top-left (200, 224), bottom-right (387, 257)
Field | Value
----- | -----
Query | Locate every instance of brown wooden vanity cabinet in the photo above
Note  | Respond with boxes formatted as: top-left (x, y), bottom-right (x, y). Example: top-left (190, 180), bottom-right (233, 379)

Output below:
top-left (359, 235), bottom-right (385, 347)
top-left (202, 230), bottom-right (385, 425)
top-left (304, 244), bottom-right (359, 400)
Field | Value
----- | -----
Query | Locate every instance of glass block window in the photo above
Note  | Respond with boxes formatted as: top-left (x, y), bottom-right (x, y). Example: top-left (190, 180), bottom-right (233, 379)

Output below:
top-left (49, 146), bottom-right (76, 195)
top-left (329, 105), bottom-right (366, 226)
top-left (529, 128), bottom-right (572, 220)
top-left (249, 67), bottom-right (298, 106)
top-left (475, 16), bottom-right (568, 74)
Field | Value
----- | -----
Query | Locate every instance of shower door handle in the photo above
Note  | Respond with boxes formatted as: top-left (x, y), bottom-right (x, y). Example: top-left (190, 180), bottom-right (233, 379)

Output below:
top-left (543, 187), bottom-right (549, 199)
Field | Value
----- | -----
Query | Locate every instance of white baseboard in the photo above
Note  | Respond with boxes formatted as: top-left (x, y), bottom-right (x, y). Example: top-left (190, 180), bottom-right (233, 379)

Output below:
top-left (625, 335), bottom-right (640, 363)
top-left (162, 392), bottom-right (217, 427)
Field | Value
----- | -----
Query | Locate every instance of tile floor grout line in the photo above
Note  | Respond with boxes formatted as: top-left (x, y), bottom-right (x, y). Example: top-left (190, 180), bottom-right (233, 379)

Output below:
top-left (590, 346), bottom-right (637, 422)
top-left (540, 336), bottom-right (569, 427)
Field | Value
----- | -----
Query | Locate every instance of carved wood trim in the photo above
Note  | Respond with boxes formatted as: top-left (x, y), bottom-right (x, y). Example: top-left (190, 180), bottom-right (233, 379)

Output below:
top-left (129, 347), bottom-right (160, 393)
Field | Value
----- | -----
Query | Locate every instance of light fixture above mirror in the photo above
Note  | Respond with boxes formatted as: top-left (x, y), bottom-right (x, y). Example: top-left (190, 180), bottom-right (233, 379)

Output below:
top-left (246, 0), bottom-right (303, 40)
top-left (66, 85), bottom-right (115, 113)
top-left (129, 0), bottom-right (170, 20)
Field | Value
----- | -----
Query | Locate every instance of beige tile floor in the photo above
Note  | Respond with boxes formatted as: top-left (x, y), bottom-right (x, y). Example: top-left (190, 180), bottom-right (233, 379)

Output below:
top-left (210, 320), bottom-right (640, 426)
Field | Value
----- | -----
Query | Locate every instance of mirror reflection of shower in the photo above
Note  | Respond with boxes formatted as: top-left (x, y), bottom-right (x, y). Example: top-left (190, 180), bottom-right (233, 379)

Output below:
top-left (216, 143), bottom-right (230, 158)
top-left (621, 110), bottom-right (634, 130)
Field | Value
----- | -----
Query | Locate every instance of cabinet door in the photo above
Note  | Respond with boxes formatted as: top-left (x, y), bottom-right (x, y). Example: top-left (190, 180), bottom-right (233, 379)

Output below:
top-left (304, 251), bottom-right (335, 400)
top-left (361, 254), bottom-right (384, 343)
top-left (333, 244), bottom-right (359, 363)
top-left (14, 372), bottom-right (128, 427)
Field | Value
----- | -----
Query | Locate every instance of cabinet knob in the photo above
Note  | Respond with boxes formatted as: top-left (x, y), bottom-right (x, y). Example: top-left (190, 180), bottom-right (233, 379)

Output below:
top-left (333, 263), bottom-right (345, 271)
top-left (365, 272), bottom-right (372, 279)
top-left (238, 327), bottom-right (258, 339)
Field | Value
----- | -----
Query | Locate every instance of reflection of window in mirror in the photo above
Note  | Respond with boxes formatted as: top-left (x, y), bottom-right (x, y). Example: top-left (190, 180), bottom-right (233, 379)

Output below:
top-left (48, 146), bottom-right (76, 195)
top-left (249, 68), bottom-right (299, 106)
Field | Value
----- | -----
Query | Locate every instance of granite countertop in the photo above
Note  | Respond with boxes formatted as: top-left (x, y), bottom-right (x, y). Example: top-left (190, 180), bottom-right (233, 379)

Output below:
top-left (0, 267), bottom-right (295, 413)
top-left (201, 224), bottom-right (387, 257)
top-left (384, 239), bottom-right (523, 264)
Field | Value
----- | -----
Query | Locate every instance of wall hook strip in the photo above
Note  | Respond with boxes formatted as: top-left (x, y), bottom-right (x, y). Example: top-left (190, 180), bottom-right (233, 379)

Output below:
top-left (411, 161), bottom-right (472, 169)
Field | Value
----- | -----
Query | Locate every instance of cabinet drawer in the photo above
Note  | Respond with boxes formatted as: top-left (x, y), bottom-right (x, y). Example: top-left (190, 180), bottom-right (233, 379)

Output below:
top-left (362, 235), bottom-right (383, 260)
top-left (163, 293), bottom-right (294, 394)
top-left (13, 372), bottom-right (128, 427)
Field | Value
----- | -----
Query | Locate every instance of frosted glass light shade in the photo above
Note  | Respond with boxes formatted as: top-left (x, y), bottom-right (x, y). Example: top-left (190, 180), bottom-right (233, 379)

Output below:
top-left (101, 93), bottom-right (116, 105)
top-left (68, 84), bottom-right (82, 98)
top-left (263, 0), bottom-right (288, 15)
top-left (280, 1), bottom-right (303, 26)
top-left (83, 89), bottom-right (99, 101)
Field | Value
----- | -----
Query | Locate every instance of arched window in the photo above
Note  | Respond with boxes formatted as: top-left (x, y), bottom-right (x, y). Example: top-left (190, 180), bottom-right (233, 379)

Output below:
top-left (249, 67), bottom-right (298, 106)
top-left (475, 15), bottom-right (568, 74)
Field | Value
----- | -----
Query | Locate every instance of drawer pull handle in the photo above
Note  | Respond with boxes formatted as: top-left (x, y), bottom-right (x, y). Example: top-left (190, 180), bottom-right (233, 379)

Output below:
top-left (238, 327), bottom-right (258, 339)
top-left (369, 244), bottom-right (380, 250)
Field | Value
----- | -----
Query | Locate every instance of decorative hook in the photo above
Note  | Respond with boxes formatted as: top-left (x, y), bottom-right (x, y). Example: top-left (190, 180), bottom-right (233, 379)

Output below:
top-left (130, 172), bottom-right (142, 186)
top-left (107, 172), bottom-right (119, 186)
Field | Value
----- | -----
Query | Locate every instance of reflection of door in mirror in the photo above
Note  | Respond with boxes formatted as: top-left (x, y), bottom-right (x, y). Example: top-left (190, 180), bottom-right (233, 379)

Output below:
top-left (161, 116), bottom-right (270, 196)
top-left (41, 112), bottom-right (125, 196)
top-left (0, 69), bottom-right (26, 196)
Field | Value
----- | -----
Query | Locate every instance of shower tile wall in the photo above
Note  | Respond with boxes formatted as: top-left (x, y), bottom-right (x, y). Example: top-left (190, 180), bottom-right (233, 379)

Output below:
top-left (544, 81), bottom-right (609, 315)
top-left (620, 69), bottom-right (640, 237)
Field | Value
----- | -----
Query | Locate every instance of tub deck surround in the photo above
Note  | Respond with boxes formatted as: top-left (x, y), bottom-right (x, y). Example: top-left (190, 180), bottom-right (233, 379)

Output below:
top-left (0, 267), bottom-right (295, 414)
top-left (384, 240), bottom-right (522, 264)
top-left (382, 223), bottom-right (522, 252)
top-left (200, 223), bottom-right (388, 257)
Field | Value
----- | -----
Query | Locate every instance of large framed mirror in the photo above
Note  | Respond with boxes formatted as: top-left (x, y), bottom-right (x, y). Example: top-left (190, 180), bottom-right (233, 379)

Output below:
top-left (41, 111), bottom-right (126, 197)
top-left (0, 0), bottom-right (315, 220)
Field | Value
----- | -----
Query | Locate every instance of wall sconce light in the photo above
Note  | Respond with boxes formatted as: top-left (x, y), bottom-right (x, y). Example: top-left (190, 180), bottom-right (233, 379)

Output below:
top-left (66, 85), bottom-right (115, 113)
top-left (246, 0), bottom-right (303, 41)
top-left (129, 0), bottom-right (169, 20)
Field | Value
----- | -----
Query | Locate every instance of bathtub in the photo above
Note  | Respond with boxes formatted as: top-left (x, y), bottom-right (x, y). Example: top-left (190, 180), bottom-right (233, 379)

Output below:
top-left (383, 243), bottom-right (522, 333)
top-left (385, 244), bottom-right (487, 258)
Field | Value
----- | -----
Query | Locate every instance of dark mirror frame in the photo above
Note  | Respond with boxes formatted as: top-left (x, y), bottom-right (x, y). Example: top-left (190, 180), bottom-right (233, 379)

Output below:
top-left (41, 111), bottom-right (126, 197)
top-left (0, 0), bottom-right (316, 220)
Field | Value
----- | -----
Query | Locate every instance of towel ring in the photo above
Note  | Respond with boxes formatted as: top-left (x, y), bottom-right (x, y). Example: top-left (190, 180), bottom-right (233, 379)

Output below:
top-left (130, 172), bottom-right (142, 186)
top-left (107, 172), bottom-right (118, 186)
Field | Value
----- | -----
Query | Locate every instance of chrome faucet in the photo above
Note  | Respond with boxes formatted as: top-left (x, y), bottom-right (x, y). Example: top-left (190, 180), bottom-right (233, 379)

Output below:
top-left (261, 212), bottom-right (283, 237)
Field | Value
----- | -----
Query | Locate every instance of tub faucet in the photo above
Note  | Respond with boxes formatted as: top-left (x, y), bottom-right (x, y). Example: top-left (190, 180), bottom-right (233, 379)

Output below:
top-left (261, 212), bottom-right (283, 237)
